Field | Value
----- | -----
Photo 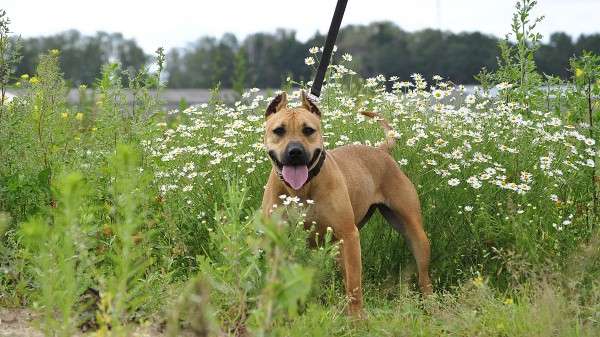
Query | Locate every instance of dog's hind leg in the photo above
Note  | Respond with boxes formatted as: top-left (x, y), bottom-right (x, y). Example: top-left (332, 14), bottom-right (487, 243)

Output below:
top-left (378, 204), bottom-right (432, 294)
top-left (379, 178), bottom-right (433, 295)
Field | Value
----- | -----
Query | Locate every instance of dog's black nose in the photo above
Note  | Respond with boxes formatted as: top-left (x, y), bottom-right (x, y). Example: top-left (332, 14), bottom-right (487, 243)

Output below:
top-left (284, 142), bottom-right (308, 165)
top-left (289, 147), bottom-right (303, 158)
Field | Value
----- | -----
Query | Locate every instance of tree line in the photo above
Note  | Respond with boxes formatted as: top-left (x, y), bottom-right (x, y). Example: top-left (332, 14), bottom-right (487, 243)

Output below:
top-left (13, 21), bottom-right (600, 88)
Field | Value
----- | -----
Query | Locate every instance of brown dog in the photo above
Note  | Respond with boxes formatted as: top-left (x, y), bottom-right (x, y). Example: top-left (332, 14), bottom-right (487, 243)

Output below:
top-left (261, 91), bottom-right (432, 317)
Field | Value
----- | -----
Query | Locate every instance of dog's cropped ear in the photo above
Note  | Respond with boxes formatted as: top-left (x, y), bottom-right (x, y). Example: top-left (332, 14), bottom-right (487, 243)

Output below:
top-left (301, 91), bottom-right (321, 117)
top-left (266, 92), bottom-right (288, 118)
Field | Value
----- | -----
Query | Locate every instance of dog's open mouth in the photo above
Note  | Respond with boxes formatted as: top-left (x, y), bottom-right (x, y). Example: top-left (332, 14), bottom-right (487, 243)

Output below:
top-left (281, 165), bottom-right (308, 190)
top-left (269, 149), bottom-right (324, 190)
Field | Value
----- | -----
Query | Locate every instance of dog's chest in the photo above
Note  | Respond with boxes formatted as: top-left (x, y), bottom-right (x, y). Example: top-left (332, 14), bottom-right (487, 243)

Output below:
top-left (301, 208), bottom-right (328, 232)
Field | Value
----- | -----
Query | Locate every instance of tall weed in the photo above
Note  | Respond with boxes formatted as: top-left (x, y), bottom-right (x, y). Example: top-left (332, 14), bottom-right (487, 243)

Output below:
top-left (182, 182), bottom-right (338, 336)
top-left (20, 173), bottom-right (93, 337)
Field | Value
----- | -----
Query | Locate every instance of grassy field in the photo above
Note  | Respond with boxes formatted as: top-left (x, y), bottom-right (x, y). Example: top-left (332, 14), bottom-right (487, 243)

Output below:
top-left (1, 2), bottom-right (600, 336)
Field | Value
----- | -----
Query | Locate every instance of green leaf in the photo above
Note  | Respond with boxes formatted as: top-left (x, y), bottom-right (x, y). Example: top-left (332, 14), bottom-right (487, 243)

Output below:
top-left (277, 263), bottom-right (315, 317)
top-left (37, 167), bottom-right (51, 192)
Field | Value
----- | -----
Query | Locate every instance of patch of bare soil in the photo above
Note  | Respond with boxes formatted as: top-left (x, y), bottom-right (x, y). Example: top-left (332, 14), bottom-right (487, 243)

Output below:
top-left (0, 309), bottom-right (169, 337)
top-left (0, 309), bottom-right (42, 337)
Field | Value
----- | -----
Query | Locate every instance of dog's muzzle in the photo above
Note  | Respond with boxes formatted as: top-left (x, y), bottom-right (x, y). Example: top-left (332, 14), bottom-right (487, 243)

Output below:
top-left (268, 146), bottom-right (326, 189)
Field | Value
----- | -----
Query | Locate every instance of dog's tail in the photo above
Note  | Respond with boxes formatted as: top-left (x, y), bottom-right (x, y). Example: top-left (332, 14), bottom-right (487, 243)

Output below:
top-left (361, 111), bottom-right (397, 152)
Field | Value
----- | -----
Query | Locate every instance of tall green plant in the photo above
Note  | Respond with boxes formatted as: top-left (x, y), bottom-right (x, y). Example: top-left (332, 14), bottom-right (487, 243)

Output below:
top-left (569, 52), bottom-right (600, 217)
top-left (232, 47), bottom-right (249, 96)
top-left (31, 50), bottom-right (68, 175)
top-left (0, 48), bottom-right (71, 223)
top-left (126, 48), bottom-right (165, 118)
top-left (479, 0), bottom-right (545, 110)
top-left (96, 145), bottom-right (156, 336)
top-left (20, 173), bottom-right (93, 337)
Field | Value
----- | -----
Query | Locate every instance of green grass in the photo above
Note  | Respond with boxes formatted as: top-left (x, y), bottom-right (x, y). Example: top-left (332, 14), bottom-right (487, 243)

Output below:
top-left (1, 2), bottom-right (600, 336)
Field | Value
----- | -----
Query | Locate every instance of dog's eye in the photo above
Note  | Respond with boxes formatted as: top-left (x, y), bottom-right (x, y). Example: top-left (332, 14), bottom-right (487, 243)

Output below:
top-left (303, 126), bottom-right (316, 136)
top-left (273, 126), bottom-right (286, 136)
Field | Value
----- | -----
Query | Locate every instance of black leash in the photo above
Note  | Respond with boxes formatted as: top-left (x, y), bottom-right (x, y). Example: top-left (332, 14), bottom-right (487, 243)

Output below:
top-left (309, 0), bottom-right (348, 99)
top-left (273, 0), bottom-right (345, 189)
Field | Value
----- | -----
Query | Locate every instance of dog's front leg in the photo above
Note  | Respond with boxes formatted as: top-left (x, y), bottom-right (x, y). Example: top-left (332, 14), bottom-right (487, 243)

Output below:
top-left (316, 190), bottom-right (364, 318)
top-left (338, 226), bottom-right (363, 317)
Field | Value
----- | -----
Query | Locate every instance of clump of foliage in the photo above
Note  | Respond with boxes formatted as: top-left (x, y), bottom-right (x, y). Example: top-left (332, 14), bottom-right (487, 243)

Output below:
top-left (500, 0), bottom-right (545, 105)
top-left (199, 184), bottom-right (338, 336)
top-left (569, 52), bottom-right (600, 214)
top-left (20, 173), bottom-right (93, 337)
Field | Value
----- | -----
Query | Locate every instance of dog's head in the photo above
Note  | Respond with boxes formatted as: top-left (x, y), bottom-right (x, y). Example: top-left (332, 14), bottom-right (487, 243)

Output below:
top-left (264, 91), bottom-right (323, 190)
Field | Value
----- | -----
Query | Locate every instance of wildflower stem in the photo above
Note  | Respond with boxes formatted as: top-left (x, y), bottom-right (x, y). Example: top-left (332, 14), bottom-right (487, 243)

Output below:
top-left (587, 78), bottom-right (597, 217)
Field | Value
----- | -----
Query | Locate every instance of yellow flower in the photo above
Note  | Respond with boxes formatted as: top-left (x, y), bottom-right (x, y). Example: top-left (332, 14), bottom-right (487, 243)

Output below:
top-left (575, 68), bottom-right (584, 78)
top-left (29, 76), bottom-right (39, 84)
top-left (473, 275), bottom-right (484, 288)
top-left (75, 112), bottom-right (84, 121)
top-left (91, 127), bottom-right (97, 132)
top-left (503, 298), bottom-right (513, 305)
top-left (61, 112), bottom-right (69, 118)
top-left (20, 74), bottom-right (29, 80)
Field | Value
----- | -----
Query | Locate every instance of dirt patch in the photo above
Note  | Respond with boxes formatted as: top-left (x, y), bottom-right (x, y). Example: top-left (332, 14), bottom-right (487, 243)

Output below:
top-left (0, 309), bottom-right (42, 337)
top-left (0, 309), bottom-right (168, 337)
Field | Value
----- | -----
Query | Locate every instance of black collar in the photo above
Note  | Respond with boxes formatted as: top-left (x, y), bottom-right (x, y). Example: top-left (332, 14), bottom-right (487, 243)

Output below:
top-left (271, 149), bottom-right (326, 189)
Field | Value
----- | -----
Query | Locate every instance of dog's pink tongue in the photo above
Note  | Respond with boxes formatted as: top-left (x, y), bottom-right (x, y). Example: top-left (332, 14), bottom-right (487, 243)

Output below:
top-left (282, 165), bottom-right (309, 190)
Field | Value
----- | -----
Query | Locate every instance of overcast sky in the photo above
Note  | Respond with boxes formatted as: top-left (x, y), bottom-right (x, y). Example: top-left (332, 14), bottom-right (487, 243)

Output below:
top-left (3, 0), bottom-right (600, 52)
